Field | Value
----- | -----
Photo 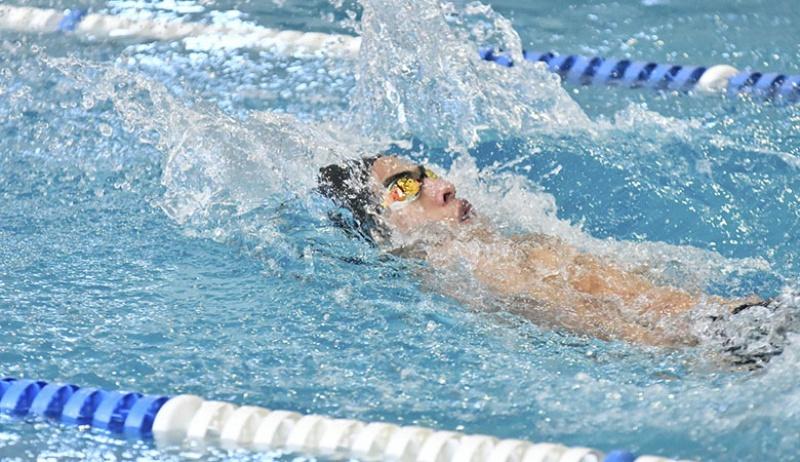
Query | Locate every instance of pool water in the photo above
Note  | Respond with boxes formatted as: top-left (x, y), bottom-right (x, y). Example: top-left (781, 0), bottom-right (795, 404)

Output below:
top-left (2, 0), bottom-right (800, 461)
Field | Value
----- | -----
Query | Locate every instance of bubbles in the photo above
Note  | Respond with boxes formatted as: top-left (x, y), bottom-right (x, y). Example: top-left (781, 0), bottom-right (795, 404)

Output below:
top-left (80, 95), bottom-right (96, 110)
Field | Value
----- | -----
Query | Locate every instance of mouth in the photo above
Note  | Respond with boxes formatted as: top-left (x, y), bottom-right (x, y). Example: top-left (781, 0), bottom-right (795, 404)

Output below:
top-left (459, 200), bottom-right (473, 222)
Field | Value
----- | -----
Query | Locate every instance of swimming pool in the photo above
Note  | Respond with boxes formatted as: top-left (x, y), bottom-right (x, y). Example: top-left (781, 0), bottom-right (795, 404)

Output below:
top-left (2, 0), bottom-right (800, 460)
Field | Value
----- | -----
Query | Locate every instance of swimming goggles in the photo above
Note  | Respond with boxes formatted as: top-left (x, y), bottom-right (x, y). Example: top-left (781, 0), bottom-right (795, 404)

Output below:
top-left (381, 165), bottom-right (439, 209)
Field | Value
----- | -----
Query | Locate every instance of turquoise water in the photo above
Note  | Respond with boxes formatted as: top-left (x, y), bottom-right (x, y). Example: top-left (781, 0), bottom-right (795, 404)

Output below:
top-left (2, 0), bottom-right (800, 461)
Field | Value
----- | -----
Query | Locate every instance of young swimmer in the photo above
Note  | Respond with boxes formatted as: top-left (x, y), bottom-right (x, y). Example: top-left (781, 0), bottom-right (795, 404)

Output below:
top-left (318, 155), bottom-right (783, 363)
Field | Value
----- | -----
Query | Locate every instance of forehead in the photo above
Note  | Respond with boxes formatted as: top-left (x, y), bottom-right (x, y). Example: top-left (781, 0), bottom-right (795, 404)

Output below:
top-left (371, 156), bottom-right (419, 184)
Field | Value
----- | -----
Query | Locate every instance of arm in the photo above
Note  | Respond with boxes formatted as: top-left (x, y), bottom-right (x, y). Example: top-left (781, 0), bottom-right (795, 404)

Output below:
top-left (429, 230), bottom-right (698, 345)
top-left (516, 234), bottom-right (698, 314)
top-left (422, 226), bottom-right (751, 346)
top-left (540, 239), bottom-right (760, 316)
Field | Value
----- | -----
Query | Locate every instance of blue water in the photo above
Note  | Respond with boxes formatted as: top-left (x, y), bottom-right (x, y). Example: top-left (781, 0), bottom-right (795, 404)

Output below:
top-left (2, 0), bottom-right (800, 461)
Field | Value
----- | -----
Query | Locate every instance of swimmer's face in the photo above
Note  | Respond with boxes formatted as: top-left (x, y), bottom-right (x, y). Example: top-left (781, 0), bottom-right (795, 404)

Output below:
top-left (371, 156), bottom-right (473, 233)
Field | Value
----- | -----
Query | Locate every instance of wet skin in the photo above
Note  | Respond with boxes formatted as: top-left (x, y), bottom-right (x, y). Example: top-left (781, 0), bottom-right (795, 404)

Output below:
top-left (371, 156), bottom-right (473, 232)
top-left (369, 156), bottom-right (756, 347)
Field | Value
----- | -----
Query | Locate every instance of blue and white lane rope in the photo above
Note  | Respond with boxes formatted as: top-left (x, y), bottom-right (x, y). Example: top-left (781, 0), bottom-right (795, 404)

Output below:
top-left (1, 377), bottom-right (685, 462)
top-left (1, 4), bottom-right (799, 103)
top-left (481, 49), bottom-right (800, 101)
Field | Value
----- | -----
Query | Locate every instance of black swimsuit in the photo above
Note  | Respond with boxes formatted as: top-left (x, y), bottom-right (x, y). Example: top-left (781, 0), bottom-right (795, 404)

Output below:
top-left (714, 299), bottom-right (786, 367)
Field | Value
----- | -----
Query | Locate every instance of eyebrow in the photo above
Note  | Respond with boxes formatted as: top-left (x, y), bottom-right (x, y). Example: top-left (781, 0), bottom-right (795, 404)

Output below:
top-left (382, 165), bottom-right (425, 188)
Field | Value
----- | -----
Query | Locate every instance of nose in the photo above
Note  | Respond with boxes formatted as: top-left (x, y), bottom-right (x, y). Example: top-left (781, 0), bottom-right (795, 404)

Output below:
top-left (423, 177), bottom-right (456, 206)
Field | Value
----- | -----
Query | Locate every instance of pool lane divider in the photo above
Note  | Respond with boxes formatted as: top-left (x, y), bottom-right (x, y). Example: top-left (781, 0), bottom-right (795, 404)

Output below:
top-left (481, 49), bottom-right (799, 101)
top-left (1, 4), bottom-right (798, 103)
top-left (0, 377), bottom-right (688, 462)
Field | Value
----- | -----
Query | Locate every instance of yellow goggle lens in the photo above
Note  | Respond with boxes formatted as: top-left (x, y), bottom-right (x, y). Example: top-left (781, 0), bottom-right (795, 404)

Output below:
top-left (395, 177), bottom-right (421, 197)
top-left (381, 166), bottom-right (438, 208)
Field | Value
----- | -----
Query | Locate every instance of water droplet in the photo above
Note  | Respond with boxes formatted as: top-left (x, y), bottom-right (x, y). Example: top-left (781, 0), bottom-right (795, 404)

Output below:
top-left (99, 123), bottom-right (113, 137)
top-left (81, 96), bottom-right (95, 110)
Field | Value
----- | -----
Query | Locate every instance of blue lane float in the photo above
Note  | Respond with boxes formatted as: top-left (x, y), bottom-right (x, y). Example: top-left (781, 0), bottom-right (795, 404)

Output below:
top-left (62, 387), bottom-right (109, 425)
top-left (57, 8), bottom-right (86, 32)
top-left (92, 391), bottom-right (144, 432)
top-left (0, 378), bottom-right (168, 436)
top-left (30, 383), bottom-right (79, 418)
top-left (0, 379), bottom-right (49, 415)
top-left (0, 377), bottom-right (688, 462)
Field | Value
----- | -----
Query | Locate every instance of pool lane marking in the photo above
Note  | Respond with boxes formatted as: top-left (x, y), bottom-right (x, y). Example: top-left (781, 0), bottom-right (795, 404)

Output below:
top-left (0, 377), bottom-right (689, 462)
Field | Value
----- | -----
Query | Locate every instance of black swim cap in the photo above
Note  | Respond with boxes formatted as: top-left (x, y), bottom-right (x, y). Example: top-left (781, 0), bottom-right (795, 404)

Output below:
top-left (317, 156), bottom-right (386, 242)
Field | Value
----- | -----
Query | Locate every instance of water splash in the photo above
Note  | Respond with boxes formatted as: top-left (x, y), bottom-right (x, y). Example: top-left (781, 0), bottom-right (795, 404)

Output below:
top-left (39, 0), bottom-right (788, 318)
top-left (347, 0), bottom-right (589, 150)
top-left (439, 152), bottom-right (772, 292)
top-left (48, 58), bottom-right (387, 234)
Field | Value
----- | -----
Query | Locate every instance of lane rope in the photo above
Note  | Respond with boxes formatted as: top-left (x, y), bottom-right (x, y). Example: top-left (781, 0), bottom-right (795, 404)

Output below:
top-left (1, 4), bottom-right (798, 102)
top-left (484, 49), bottom-right (799, 101)
top-left (0, 377), bottom-right (689, 462)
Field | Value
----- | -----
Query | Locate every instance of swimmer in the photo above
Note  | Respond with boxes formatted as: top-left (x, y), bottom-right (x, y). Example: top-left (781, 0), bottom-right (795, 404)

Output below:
top-left (318, 155), bottom-right (785, 364)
